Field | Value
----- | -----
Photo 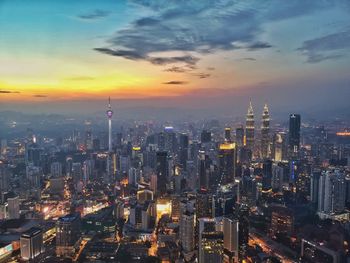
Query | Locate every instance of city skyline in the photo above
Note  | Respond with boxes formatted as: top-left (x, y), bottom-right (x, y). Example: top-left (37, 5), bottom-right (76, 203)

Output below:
top-left (0, 0), bottom-right (350, 117)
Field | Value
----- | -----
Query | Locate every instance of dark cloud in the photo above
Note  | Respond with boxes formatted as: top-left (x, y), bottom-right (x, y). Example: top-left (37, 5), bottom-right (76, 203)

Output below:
top-left (298, 30), bottom-right (350, 63)
top-left (94, 48), bottom-right (199, 66)
top-left (148, 56), bottom-right (199, 65)
top-left (135, 17), bottom-right (160, 26)
top-left (207, 67), bottom-right (215, 71)
top-left (94, 48), bottom-right (146, 60)
top-left (246, 42), bottom-right (272, 50)
top-left (33, 95), bottom-right (48, 98)
top-left (163, 81), bottom-right (188, 85)
top-left (0, 90), bottom-right (20, 94)
top-left (78, 9), bottom-right (110, 20)
top-left (95, 1), bottom-right (341, 67)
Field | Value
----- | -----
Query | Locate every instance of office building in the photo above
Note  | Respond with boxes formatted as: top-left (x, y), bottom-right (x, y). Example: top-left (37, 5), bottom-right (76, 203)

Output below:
top-left (218, 143), bottom-right (236, 184)
top-left (156, 151), bottom-right (168, 196)
top-left (289, 114), bottom-right (301, 158)
top-left (56, 213), bottom-right (81, 258)
top-left (317, 168), bottom-right (346, 216)
top-left (198, 218), bottom-right (223, 263)
top-left (20, 227), bottom-right (44, 260)
top-left (180, 211), bottom-right (195, 253)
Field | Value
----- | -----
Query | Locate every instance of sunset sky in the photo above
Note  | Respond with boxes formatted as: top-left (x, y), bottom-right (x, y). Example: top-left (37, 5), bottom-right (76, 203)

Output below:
top-left (0, 0), bottom-right (350, 116)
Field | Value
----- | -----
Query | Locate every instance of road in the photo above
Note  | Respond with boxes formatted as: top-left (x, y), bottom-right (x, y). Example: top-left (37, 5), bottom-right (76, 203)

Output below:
top-left (249, 228), bottom-right (298, 263)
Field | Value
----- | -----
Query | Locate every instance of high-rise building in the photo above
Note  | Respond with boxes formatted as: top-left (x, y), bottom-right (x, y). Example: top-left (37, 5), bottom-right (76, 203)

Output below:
top-left (179, 210), bottom-right (195, 253)
top-left (20, 227), bottom-right (44, 260)
top-left (50, 162), bottom-right (62, 178)
top-left (56, 213), bottom-right (81, 258)
top-left (156, 151), bottom-right (168, 196)
top-left (310, 168), bottom-right (321, 204)
top-left (245, 100), bottom-right (255, 151)
top-left (198, 218), bottom-right (223, 263)
top-left (7, 194), bottom-right (20, 219)
top-left (218, 143), bottom-right (236, 184)
top-left (270, 205), bottom-right (294, 237)
top-left (261, 103), bottom-right (270, 159)
top-left (288, 114), bottom-right (301, 158)
top-left (272, 132), bottom-right (287, 162)
top-left (196, 190), bottom-right (214, 219)
top-left (199, 151), bottom-right (209, 190)
top-left (71, 162), bottom-right (82, 183)
top-left (223, 215), bottom-right (249, 263)
top-left (83, 159), bottom-right (94, 185)
top-left (235, 126), bottom-right (244, 148)
top-left (178, 133), bottom-right (189, 169)
top-left (225, 127), bottom-right (232, 142)
top-left (317, 168), bottom-right (346, 217)
top-left (0, 161), bottom-right (10, 193)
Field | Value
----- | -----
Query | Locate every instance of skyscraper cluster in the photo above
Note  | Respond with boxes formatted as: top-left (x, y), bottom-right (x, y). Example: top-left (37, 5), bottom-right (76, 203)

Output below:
top-left (0, 99), bottom-right (349, 263)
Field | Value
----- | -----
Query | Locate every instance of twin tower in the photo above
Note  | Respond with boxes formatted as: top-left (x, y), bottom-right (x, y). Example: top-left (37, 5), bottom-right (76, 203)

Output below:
top-left (245, 100), bottom-right (270, 158)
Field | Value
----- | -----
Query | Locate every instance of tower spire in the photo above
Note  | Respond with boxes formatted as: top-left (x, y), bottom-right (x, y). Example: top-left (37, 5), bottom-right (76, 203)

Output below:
top-left (261, 102), bottom-right (270, 158)
top-left (247, 99), bottom-right (254, 115)
top-left (245, 100), bottom-right (255, 151)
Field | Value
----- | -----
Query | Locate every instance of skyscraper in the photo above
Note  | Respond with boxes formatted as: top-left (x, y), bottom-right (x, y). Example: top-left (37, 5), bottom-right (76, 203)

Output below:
top-left (317, 168), bottom-right (346, 217)
top-left (223, 213), bottom-right (249, 263)
top-left (0, 161), bottom-right (10, 193)
top-left (156, 151), bottom-right (168, 196)
top-left (235, 126), bottom-right (244, 148)
top-left (225, 127), bottom-right (232, 142)
top-left (56, 213), bottom-right (81, 258)
top-left (7, 194), bottom-right (20, 219)
top-left (245, 100), bottom-right (255, 151)
top-left (261, 103), bottom-right (270, 159)
top-left (199, 151), bottom-right (209, 190)
top-left (288, 114), bottom-right (301, 158)
top-left (198, 218), bottom-right (223, 263)
top-left (20, 227), bottom-right (44, 260)
top-left (180, 210), bottom-right (195, 253)
top-left (218, 143), bottom-right (236, 184)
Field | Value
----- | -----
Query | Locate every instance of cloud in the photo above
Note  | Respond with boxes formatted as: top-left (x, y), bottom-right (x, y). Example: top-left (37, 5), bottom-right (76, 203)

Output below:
top-left (239, 57), bottom-right (257, 61)
top-left (192, 73), bottom-right (211, 79)
top-left (78, 9), bottom-right (110, 20)
top-left (94, 48), bottom-right (145, 60)
top-left (163, 81), bottom-right (188, 85)
top-left (164, 66), bottom-right (192, 73)
top-left (246, 42), bottom-right (272, 50)
top-left (33, 94), bottom-right (47, 98)
top-left (95, 1), bottom-right (340, 68)
top-left (94, 48), bottom-right (199, 66)
top-left (0, 90), bottom-right (20, 94)
top-left (148, 56), bottom-right (199, 65)
top-left (297, 30), bottom-right (350, 63)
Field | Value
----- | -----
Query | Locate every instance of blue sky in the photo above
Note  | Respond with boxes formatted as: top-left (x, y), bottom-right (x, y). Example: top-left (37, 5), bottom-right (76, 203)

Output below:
top-left (0, 0), bottom-right (349, 118)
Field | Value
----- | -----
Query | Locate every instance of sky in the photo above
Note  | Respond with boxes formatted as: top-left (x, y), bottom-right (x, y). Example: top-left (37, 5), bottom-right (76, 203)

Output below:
top-left (0, 0), bottom-right (350, 118)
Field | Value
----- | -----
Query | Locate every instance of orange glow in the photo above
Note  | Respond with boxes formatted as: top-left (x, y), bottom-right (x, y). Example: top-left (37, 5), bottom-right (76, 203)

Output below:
top-left (336, 132), bottom-right (350, 136)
